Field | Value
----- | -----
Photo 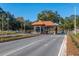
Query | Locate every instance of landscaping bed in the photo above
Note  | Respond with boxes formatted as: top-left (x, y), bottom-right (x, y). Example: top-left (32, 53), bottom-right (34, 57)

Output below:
top-left (0, 31), bottom-right (16, 35)
top-left (67, 33), bottom-right (79, 56)
top-left (0, 34), bottom-right (39, 43)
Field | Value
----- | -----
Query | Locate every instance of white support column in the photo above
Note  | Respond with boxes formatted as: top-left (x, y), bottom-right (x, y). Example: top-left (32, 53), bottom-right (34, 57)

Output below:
top-left (34, 26), bottom-right (36, 32)
top-left (54, 26), bottom-right (56, 35)
top-left (39, 26), bottom-right (41, 34)
top-left (43, 26), bottom-right (45, 33)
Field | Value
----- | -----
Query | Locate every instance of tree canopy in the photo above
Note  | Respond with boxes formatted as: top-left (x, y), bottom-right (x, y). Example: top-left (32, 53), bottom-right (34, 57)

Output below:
top-left (0, 7), bottom-right (79, 32)
top-left (37, 10), bottom-right (60, 23)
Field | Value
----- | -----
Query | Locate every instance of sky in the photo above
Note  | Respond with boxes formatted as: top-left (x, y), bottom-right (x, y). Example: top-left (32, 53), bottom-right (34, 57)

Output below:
top-left (0, 3), bottom-right (79, 21)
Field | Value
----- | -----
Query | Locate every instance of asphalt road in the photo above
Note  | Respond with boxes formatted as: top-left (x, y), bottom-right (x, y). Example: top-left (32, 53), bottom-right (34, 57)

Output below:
top-left (0, 34), bottom-right (65, 56)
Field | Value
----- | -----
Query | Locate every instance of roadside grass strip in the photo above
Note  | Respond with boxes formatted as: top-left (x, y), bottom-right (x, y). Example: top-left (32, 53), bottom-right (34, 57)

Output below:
top-left (0, 34), bottom-right (38, 42)
top-left (0, 31), bottom-right (16, 35)
top-left (70, 33), bottom-right (79, 48)
top-left (76, 33), bottom-right (79, 37)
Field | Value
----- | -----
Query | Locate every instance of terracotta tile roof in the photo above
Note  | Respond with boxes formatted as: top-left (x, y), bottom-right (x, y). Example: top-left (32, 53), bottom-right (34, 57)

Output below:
top-left (32, 20), bottom-right (55, 26)
top-left (32, 20), bottom-right (45, 26)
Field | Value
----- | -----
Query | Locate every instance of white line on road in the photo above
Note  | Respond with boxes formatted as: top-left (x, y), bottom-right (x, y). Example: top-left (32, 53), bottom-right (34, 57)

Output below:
top-left (3, 36), bottom-right (56, 56)
top-left (2, 35), bottom-right (65, 56)
top-left (58, 35), bottom-right (67, 56)
top-left (27, 38), bottom-right (57, 55)
top-left (44, 39), bottom-right (56, 47)
top-left (3, 39), bottom-right (46, 56)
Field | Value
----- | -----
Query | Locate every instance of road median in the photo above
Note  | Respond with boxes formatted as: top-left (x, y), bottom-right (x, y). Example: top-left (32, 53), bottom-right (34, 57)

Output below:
top-left (0, 34), bottom-right (39, 43)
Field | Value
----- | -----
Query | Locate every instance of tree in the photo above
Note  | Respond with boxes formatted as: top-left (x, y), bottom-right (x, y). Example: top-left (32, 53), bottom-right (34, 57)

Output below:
top-left (0, 7), bottom-right (17, 31)
top-left (0, 7), bottom-right (7, 31)
top-left (6, 12), bottom-right (17, 30)
top-left (60, 15), bottom-right (77, 32)
top-left (25, 20), bottom-right (33, 31)
top-left (16, 17), bottom-right (25, 32)
top-left (37, 10), bottom-right (60, 23)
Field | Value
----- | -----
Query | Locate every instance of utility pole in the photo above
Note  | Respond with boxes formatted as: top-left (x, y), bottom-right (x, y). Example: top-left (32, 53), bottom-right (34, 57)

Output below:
top-left (74, 7), bottom-right (77, 35)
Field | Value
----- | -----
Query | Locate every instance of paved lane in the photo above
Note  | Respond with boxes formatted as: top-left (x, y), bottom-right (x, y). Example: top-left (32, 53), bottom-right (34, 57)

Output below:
top-left (0, 35), bottom-right (65, 56)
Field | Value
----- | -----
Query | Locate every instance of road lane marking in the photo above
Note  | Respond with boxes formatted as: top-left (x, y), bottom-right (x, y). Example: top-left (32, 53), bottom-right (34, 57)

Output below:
top-left (44, 44), bottom-right (49, 47)
top-left (44, 39), bottom-right (55, 47)
top-left (58, 35), bottom-right (67, 56)
top-left (2, 35), bottom-right (63, 56)
top-left (3, 39), bottom-right (46, 56)
top-left (3, 36), bottom-right (56, 56)
top-left (28, 38), bottom-right (57, 55)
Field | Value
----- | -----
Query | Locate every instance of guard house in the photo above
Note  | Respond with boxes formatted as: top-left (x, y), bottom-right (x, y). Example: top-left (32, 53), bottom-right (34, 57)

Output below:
top-left (32, 20), bottom-right (58, 34)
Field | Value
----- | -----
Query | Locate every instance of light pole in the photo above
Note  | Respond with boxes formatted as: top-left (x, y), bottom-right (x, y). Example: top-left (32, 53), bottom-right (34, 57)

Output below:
top-left (74, 7), bottom-right (77, 35)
